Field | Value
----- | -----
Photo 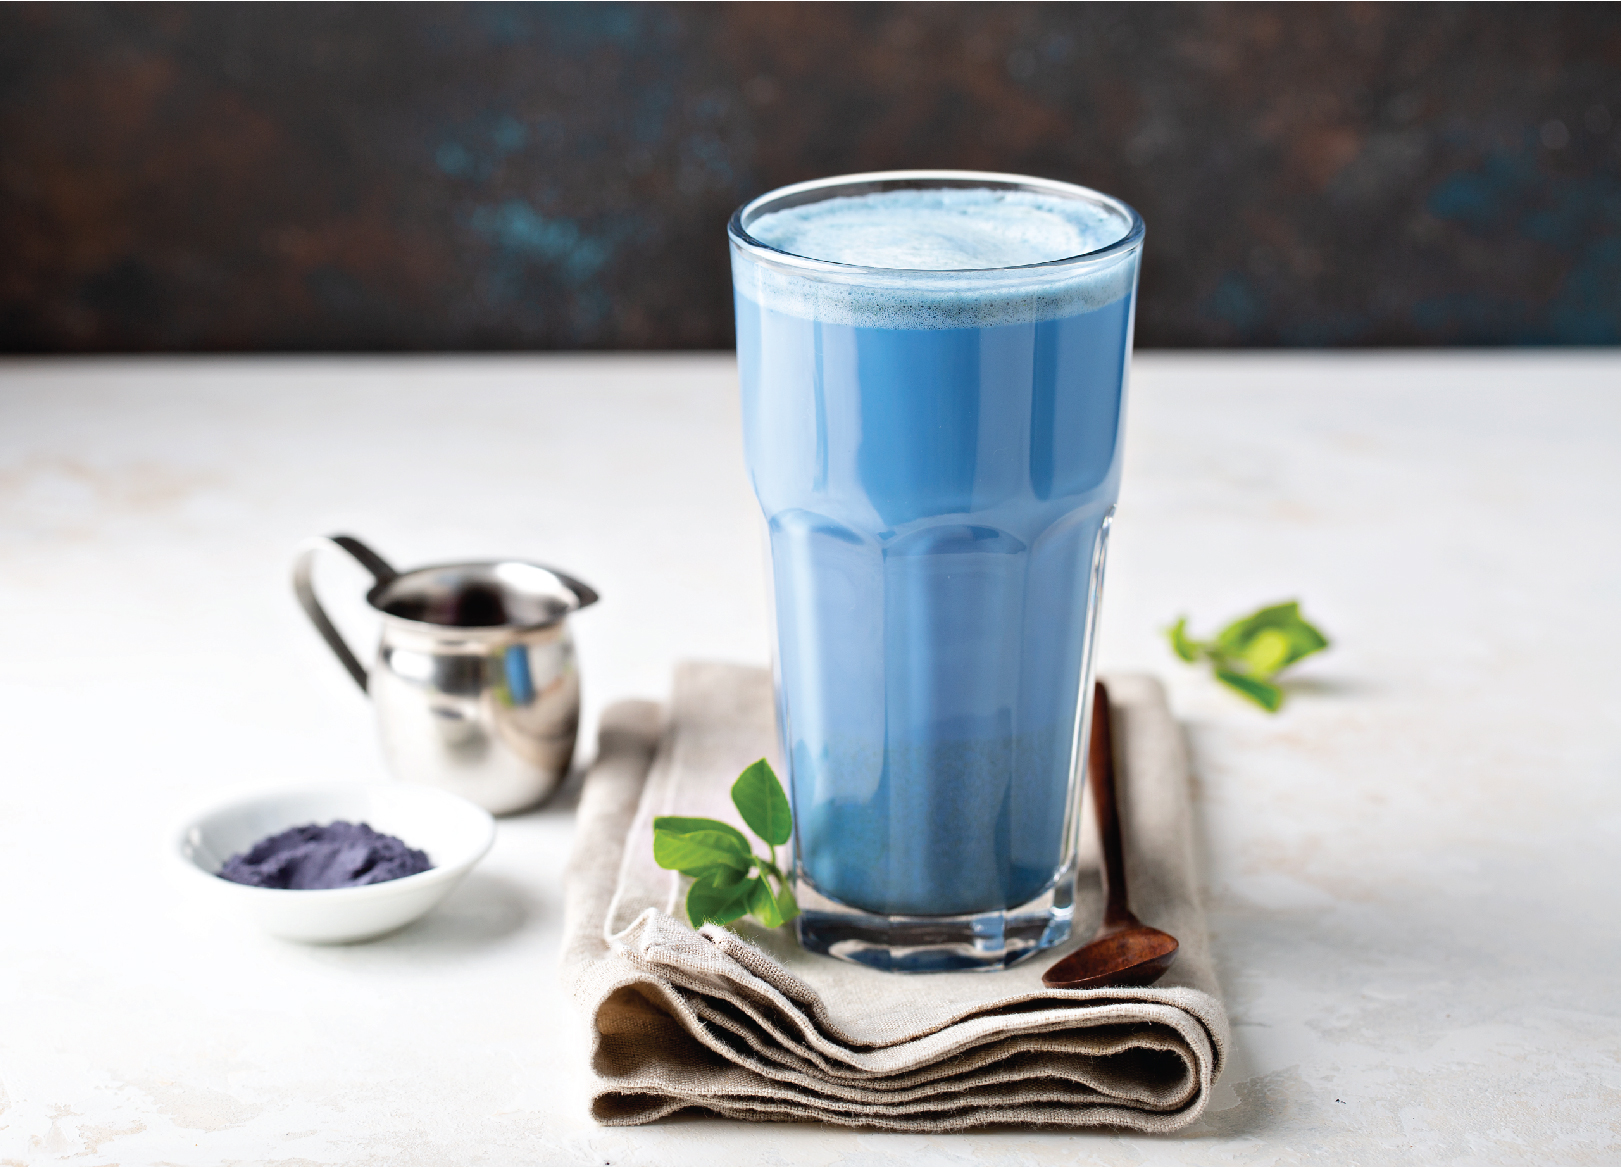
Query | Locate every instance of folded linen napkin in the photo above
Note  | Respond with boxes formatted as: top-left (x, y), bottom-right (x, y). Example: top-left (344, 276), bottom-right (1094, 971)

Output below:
top-left (561, 662), bottom-right (1228, 1132)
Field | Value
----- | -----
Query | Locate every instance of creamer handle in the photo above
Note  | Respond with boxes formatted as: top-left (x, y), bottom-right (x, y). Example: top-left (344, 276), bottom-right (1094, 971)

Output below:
top-left (291, 534), bottom-right (399, 693)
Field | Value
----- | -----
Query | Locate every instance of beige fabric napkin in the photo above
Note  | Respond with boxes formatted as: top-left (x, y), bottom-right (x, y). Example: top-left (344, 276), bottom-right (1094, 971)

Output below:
top-left (561, 662), bottom-right (1227, 1131)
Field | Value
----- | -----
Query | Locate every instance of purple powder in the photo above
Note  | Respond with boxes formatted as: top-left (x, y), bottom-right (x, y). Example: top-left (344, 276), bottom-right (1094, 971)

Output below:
top-left (218, 821), bottom-right (431, 890)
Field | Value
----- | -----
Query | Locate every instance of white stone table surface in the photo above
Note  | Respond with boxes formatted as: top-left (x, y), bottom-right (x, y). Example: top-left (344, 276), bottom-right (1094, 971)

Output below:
top-left (1, 352), bottom-right (1617, 1166)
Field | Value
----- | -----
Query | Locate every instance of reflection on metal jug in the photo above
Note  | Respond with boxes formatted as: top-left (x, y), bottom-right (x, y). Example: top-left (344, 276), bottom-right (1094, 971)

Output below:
top-left (293, 534), bottom-right (599, 815)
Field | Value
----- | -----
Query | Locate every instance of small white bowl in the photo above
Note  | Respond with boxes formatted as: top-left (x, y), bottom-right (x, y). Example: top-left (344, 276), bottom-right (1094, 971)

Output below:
top-left (175, 783), bottom-right (496, 943)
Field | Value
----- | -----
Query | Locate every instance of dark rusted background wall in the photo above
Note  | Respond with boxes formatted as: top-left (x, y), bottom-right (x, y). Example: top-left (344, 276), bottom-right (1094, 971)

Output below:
top-left (2, 2), bottom-right (1618, 352)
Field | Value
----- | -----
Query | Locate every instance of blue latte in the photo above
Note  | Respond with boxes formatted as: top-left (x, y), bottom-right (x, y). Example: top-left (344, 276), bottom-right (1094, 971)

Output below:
top-left (732, 184), bottom-right (1139, 919)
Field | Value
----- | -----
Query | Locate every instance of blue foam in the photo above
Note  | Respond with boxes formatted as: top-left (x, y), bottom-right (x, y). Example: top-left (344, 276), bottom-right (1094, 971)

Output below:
top-left (749, 187), bottom-right (1127, 270)
top-left (735, 187), bottom-right (1137, 329)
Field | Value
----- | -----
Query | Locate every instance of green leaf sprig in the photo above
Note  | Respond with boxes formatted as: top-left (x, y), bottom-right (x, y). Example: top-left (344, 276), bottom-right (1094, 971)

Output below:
top-left (1168, 600), bottom-right (1330, 712)
top-left (652, 759), bottom-right (800, 929)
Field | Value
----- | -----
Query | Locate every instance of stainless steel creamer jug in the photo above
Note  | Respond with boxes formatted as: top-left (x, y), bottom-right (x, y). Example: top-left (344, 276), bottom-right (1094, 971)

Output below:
top-left (293, 534), bottom-right (598, 815)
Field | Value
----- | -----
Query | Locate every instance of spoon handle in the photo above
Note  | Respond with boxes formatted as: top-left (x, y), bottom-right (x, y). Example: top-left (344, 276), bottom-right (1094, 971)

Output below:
top-left (1089, 680), bottom-right (1135, 932)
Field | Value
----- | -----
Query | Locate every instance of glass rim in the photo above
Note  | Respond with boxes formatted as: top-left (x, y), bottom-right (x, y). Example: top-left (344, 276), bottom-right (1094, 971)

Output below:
top-left (727, 169), bottom-right (1144, 277)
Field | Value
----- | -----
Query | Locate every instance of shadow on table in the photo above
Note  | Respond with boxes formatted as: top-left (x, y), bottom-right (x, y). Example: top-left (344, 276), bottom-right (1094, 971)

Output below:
top-left (352, 871), bottom-right (535, 957)
top-left (1279, 673), bottom-right (1380, 700)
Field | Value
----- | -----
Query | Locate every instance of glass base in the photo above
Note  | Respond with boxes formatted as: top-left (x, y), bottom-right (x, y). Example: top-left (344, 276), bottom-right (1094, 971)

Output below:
top-left (793, 866), bottom-right (1075, 972)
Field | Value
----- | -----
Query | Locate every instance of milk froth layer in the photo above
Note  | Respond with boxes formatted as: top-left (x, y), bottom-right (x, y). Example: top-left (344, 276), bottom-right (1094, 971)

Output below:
top-left (750, 188), bottom-right (1127, 269)
top-left (733, 185), bottom-right (1140, 329)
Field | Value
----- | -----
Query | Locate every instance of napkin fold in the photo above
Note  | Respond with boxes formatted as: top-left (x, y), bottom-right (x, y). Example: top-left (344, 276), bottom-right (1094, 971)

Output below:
top-left (561, 663), bottom-right (1227, 1131)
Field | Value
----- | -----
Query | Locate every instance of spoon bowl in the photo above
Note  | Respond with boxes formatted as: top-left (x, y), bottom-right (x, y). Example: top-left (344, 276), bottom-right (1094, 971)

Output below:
top-left (1042, 922), bottom-right (1179, 990)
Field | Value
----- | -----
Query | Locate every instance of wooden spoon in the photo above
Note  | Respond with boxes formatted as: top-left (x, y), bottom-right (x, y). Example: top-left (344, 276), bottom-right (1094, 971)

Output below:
top-left (1042, 680), bottom-right (1180, 990)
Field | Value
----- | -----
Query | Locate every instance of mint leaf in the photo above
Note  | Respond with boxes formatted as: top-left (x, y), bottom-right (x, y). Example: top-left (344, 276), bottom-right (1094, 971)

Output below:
top-left (731, 758), bottom-right (793, 847)
top-left (1214, 667), bottom-right (1284, 712)
top-left (1237, 626), bottom-right (1294, 677)
top-left (1214, 601), bottom-right (1329, 675)
top-left (653, 816), bottom-right (751, 854)
top-left (683, 862), bottom-right (750, 886)
top-left (687, 871), bottom-right (757, 927)
top-left (652, 826), bottom-right (752, 873)
top-left (773, 879), bottom-right (798, 923)
top-left (1168, 600), bottom-right (1331, 712)
top-left (652, 761), bottom-right (802, 931)
top-left (1168, 617), bottom-right (1202, 663)
top-left (747, 876), bottom-right (790, 928)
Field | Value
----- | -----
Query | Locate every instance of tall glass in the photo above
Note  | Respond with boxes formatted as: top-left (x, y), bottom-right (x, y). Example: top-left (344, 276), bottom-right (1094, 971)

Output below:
top-left (729, 171), bottom-right (1142, 970)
